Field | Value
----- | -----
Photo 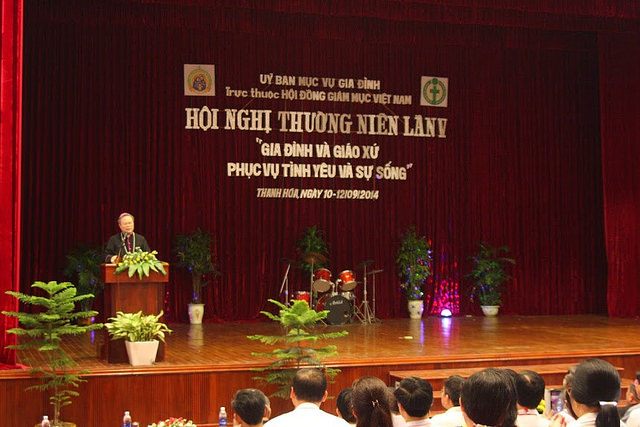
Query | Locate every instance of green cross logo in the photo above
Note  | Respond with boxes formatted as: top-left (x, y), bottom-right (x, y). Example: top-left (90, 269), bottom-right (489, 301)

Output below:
top-left (422, 78), bottom-right (447, 106)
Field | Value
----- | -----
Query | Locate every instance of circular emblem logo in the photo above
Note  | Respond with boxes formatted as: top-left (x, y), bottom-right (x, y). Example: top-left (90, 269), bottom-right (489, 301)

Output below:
top-left (422, 78), bottom-right (447, 106)
top-left (187, 68), bottom-right (213, 94)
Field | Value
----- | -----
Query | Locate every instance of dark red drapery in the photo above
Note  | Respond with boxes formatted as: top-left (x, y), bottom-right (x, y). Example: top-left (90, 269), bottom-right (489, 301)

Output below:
top-left (599, 31), bottom-right (640, 318)
top-left (2, 2), bottom-right (640, 368)
top-left (0, 0), bottom-right (22, 365)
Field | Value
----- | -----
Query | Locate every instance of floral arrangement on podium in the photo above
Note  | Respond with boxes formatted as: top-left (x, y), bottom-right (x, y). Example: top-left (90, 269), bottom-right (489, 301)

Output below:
top-left (147, 417), bottom-right (196, 427)
top-left (114, 248), bottom-right (167, 279)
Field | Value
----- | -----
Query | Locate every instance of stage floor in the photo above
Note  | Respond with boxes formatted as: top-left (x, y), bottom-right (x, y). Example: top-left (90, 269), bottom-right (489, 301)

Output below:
top-left (7, 314), bottom-right (640, 375)
top-left (3, 314), bottom-right (640, 427)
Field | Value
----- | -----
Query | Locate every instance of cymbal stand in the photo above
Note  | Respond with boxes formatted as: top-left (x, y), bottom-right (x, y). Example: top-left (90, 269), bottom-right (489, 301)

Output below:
top-left (278, 262), bottom-right (291, 305)
top-left (354, 264), bottom-right (378, 324)
top-left (309, 259), bottom-right (315, 307)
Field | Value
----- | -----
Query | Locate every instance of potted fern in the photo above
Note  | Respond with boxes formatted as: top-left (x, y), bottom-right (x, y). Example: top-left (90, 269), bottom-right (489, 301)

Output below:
top-left (468, 241), bottom-right (516, 316)
top-left (396, 227), bottom-right (433, 319)
top-left (104, 311), bottom-right (172, 366)
top-left (173, 228), bottom-right (218, 324)
top-left (2, 281), bottom-right (103, 426)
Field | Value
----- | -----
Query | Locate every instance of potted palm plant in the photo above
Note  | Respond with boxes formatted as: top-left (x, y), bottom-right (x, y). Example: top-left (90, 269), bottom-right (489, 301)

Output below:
top-left (104, 311), bottom-right (172, 366)
top-left (396, 227), bottom-right (433, 319)
top-left (173, 228), bottom-right (218, 324)
top-left (2, 281), bottom-right (103, 427)
top-left (468, 241), bottom-right (516, 316)
top-left (63, 246), bottom-right (104, 323)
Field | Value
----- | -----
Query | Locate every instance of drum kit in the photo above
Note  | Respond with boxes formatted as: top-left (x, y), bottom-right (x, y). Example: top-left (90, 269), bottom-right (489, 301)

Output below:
top-left (287, 252), bottom-right (381, 325)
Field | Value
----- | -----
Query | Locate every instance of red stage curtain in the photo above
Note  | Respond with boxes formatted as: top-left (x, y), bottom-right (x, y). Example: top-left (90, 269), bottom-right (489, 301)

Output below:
top-left (599, 31), bottom-right (640, 318)
top-left (6, 1), bottom-right (638, 329)
top-left (0, 0), bottom-right (22, 365)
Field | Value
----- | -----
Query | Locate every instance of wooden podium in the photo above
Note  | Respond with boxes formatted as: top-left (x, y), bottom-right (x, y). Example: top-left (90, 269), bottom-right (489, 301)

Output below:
top-left (100, 263), bottom-right (170, 363)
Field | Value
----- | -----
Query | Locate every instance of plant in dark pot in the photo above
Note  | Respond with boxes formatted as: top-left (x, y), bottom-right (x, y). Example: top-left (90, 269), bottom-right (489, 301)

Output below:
top-left (63, 246), bottom-right (104, 323)
top-left (2, 281), bottom-right (103, 427)
top-left (468, 241), bottom-right (516, 316)
top-left (396, 226), bottom-right (432, 319)
top-left (173, 228), bottom-right (218, 324)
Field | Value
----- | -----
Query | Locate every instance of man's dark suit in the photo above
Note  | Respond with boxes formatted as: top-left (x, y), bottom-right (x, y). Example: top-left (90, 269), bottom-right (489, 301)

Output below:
top-left (104, 232), bottom-right (150, 262)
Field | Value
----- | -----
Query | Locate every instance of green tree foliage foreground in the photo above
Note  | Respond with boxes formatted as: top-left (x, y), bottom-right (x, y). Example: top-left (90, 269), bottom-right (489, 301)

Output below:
top-left (247, 299), bottom-right (348, 399)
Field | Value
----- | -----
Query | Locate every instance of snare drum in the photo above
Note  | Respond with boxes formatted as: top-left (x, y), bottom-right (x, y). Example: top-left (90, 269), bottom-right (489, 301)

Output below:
top-left (316, 294), bottom-right (352, 325)
top-left (313, 268), bottom-right (333, 292)
top-left (294, 291), bottom-right (310, 304)
top-left (338, 270), bottom-right (357, 291)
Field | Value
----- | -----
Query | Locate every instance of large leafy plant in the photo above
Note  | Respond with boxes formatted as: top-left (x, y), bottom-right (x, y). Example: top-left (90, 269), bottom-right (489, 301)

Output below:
top-left (105, 311), bottom-right (172, 342)
top-left (248, 299), bottom-right (348, 399)
top-left (2, 281), bottom-right (103, 426)
top-left (396, 227), bottom-right (433, 300)
top-left (63, 246), bottom-right (104, 312)
top-left (114, 248), bottom-right (166, 280)
top-left (173, 228), bottom-right (218, 303)
top-left (295, 225), bottom-right (329, 273)
top-left (468, 241), bottom-right (516, 306)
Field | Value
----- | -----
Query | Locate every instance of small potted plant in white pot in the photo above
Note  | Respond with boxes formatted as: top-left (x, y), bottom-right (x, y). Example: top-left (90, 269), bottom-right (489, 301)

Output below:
top-left (173, 228), bottom-right (218, 324)
top-left (468, 241), bottom-right (516, 316)
top-left (395, 227), bottom-right (433, 319)
top-left (104, 311), bottom-right (172, 366)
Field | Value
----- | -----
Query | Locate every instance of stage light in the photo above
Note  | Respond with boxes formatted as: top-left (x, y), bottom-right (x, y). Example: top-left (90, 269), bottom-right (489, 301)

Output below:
top-left (440, 308), bottom-right (452, 317)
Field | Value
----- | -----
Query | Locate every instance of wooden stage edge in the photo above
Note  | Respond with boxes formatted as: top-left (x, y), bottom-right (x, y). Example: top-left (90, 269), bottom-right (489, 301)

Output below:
top-left (2, 315), bottom-right (640, 426)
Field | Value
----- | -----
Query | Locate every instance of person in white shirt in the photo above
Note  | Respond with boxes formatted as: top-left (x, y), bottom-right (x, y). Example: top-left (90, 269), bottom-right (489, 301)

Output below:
top-left (460, 368), bottom-right (517, 427)
top-left (549, 359), bottom-right (622, 427)
top-left (394, 376), bottom-right (434, 427)
top-left (515, 370), bottom-right (549, 427)
top-left (431, 375), bottom-right (465, 427)
top-left (264, 368), bottom-right (350, 427)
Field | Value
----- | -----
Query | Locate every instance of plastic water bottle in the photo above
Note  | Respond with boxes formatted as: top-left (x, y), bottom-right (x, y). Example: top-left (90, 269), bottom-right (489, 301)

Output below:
top-left (123, 410), bottom-right (132, 427)
top-left (41, 416), bottom-right (50, 427)
top-left (219, 406), bottom-right (227, 426)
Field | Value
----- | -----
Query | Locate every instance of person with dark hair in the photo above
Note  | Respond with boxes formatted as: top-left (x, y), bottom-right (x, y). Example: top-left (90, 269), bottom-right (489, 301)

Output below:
top-left (461, 368), bottom-right (518, 427)
top-left (431, 375), bottom-right (465, 427)
top-left (393, 376), bottom-right (433, 425)
top-left (550, 359), bottom-right (622, 427)
top-left (352, 376), bottom-right (394, 427)
top-left (232, 388), bottom-right (269, 427)
top-left (515, 370), bottom-right (549, 427)
top-left (104, 212), bottom-right (150, 263)
top-left (336, 387), bottom-right (356, 425)
top-left (264, 368), bottom-right (349, 427)
top-left (619, 371), bottom-right (640, 422)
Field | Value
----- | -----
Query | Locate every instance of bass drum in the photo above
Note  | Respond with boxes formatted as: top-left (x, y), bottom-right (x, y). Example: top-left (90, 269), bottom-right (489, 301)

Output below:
top-left (316, 294), bottom-right (352, 325)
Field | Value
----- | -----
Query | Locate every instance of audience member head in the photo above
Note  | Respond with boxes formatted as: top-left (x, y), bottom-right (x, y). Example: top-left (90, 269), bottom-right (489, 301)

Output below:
top-left (442, 375), bottom-right (465, 409)
top-left (337, 387), bottom-right (356, 423)
top-left (352, 376), bottom-right (393, 427)
top-left (393, 376), bottom-right (433, 419)
top-left (627, 371), bottom-right (640, 405)
top-left (232, 388), bottom-right (268, 426)
top-left (291, 368), bottom-right (327, 405)
top-left (562, 365), bottom-right (577, 418)
top-left (566, 359), bottom-right (620, 427)
top-left (516, 370), bottom-right (545, 410)
top-left (461, 368), bottom-right (517, 427)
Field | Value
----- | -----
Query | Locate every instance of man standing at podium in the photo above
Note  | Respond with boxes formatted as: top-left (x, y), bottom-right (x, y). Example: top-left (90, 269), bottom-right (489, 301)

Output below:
top-left (104, 212), bottom-right (150, 263)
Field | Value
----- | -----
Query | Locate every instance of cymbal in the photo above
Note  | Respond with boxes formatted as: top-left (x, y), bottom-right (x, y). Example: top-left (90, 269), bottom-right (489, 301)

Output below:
top-left (356, 259), bottom-right (374, 269)
top-left (300, 251), bottom-right (327, 264)
top-left (367, 269), bottom-right (384, 276)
